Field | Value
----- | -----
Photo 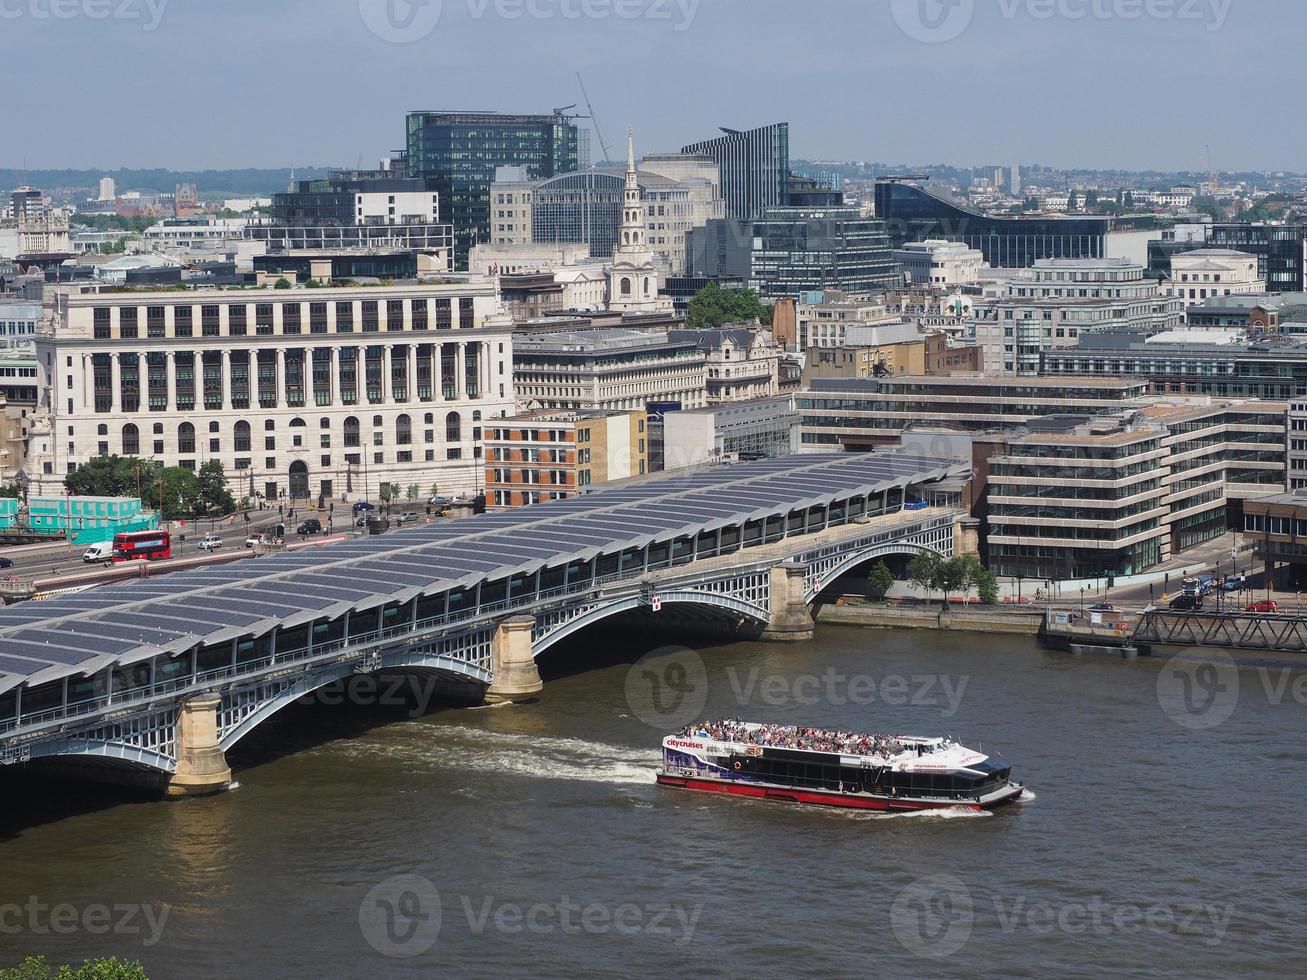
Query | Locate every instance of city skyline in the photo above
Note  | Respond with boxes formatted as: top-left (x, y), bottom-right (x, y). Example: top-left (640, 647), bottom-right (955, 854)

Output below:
top-left (6, 0), bottom-right (1304, 172)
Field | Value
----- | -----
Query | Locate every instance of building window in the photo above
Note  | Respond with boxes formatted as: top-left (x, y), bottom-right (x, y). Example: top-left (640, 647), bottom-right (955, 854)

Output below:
top-left (178, 422), bottom-right (196, 454)
top-left (122, 422), bottom-right (139, 455)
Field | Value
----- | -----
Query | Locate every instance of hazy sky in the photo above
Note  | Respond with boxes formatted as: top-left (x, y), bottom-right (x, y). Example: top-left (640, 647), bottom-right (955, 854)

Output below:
top-left (6, 0), bottom-right (1298, 172)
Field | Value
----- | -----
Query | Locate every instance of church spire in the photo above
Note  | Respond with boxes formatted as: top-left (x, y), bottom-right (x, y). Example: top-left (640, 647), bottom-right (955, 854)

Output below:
top-left (618, 127), bottom-right (644, 251)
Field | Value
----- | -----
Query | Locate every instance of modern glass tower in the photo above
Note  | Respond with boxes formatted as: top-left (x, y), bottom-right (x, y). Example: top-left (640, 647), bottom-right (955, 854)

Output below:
top-left (406, 111), bottom-right (581, 265)
top-left (682, 123), bottom-right (789, 221)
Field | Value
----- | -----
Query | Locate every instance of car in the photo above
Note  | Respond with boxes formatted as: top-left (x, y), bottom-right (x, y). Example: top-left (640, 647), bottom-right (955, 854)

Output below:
top-left (199, 534), bottom-right (223, 552)
top-left (0, 556), bottom-right (13, 569)
top-left (352, 501), bottom-right (375, 514)
top-left (1246, 599), bottom-right (1279, 613)
top-left (1169, 594), bottom-right (1202, 611)
top-left (1222, 576), bottom-right (1246, 593)
top-left (428, 496), bottom-right (452, 507)
top-left (296, 519), bottom-right (323, 536)
top-left (396, 512), bottom-right (420, 525)
top-left (244, 536), bottom-right (264, 549)
top-left (1090, 603), bottom-right (1116, 613)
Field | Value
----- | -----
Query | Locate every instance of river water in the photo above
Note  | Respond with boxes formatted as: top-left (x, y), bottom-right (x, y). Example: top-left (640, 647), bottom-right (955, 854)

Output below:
top-left (2, 625), bottom-right (1304, 978)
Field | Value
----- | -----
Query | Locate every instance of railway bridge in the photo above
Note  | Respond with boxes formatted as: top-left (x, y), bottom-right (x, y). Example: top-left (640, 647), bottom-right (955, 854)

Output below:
top-left (0, 452), bottom-right (973, 796)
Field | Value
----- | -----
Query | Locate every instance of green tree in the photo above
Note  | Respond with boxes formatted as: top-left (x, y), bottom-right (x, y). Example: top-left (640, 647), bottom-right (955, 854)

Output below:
top-left (406, 483), bottom-right (420, 502)
top-left (908, 551), bottom-right (943, 604)
top-left (866, 560), bottom-right (895, 599)
top-left (1124, 190), bottom-right (1135, 208)
top-left (686, 282), bottom-right (774, 329)
top-left (1191, 195), bottom-right (1225, 221)
top-left (65, 455), bottom-right (158, 499)
top-left (0, 955), bottom-right (148, 980)
top-left (379, 483), bottom-right (393, 505)
top-left (975, 568), bottom-right (1000, 606)
top-left (196, 460), bottom-right (237, 515)
top-left (1066, 189), bottom-right (1079, 211)
top-left (429, 482), bottom-right (440, 500)
top-left (273, 278), bottom-right (292, 289)
top-left (0, 482), bottom-right (21, 500)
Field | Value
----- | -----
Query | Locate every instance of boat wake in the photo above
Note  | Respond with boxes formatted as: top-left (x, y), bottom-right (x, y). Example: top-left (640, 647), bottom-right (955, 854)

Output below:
top-left (852, 804), bottom-right (995, 821)
top-left (426, 726), bottom-right (660, 787)
top-left (1017, 788), bottom-right (1037, 803)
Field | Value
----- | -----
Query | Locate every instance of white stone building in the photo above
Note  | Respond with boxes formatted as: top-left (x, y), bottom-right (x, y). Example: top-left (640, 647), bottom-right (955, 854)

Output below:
top-left (973, 257), bottom-right (1185, 374)
top-left (1166, 249), bottom-right (1264, 302)
top-left (28, 280), bottom-right (516, 501)
top-left (667, 327), bottom-right (781, 405)
top-left (892, 239), bottom-right (986, 287)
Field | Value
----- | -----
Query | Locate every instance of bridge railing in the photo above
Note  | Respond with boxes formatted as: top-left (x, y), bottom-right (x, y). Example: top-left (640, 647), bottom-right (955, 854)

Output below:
top-left (0, 510), bottom-right (961, 742)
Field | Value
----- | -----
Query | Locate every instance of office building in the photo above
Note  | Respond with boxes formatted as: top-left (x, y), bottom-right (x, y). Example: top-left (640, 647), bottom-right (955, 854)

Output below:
top-left (1206, 222), bottom-right (1307, 293)
top-left (688, 208), bottom-right (897, 298)
top-left (893, 239), bottom-right (986, 287)
top-left (406, 111), bottom-right (581, 263)
top-left (28, 280), bottom-right (516, 500)
top-left (875, 179), bottom-right (1111, 268)
top-left (973, 258), bottom-right (1184, 374)
top-left (485, 408), bottom-right (648, 507)
top-left (1165, 248), bottom-right (1264, 302)
top-left (802, 332), bottom-right (983, 384)
top-left (98, 176), bottom-right (116, 202)
top-left (797, 375), bottom-right (1151, 451)
top-left (246, 171), bottom-right (453, 265)
top-left (667, 327), bottom-right (781, 404)
top-left (0, 301), bottom-right (40, 347)
top-left (682, 123), bottom-right (790, 220)
top-left (513, 328), bottom-right (708, 413)
top-left (662, 396), bottom-right (798, 469)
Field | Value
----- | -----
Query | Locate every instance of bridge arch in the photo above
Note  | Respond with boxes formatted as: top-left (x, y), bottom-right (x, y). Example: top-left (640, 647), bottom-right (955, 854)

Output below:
top-left (806, 541), bottom-right (952, 600)
top-left (532, 574), bottom-right (774, 658)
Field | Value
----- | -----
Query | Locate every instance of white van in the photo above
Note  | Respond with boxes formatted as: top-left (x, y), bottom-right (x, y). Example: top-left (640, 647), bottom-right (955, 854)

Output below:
top-left (83, 543), bottom-right (112, 564)
top-left (199, 534), bottom-right (224, 552)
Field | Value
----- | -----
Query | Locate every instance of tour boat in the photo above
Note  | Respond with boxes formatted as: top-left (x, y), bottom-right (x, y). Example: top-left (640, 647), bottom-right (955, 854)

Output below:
top-left (658, 720), bottom-right (1026, 813)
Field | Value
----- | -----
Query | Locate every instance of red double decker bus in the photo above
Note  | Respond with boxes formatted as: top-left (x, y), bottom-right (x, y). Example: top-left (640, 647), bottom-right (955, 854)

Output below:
top-left (112, 530), bottom-right (172, 563)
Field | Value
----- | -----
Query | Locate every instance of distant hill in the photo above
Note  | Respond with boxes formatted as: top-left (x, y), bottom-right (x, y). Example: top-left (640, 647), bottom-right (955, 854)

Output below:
top-left (0, 167), bottom-right (339, 198)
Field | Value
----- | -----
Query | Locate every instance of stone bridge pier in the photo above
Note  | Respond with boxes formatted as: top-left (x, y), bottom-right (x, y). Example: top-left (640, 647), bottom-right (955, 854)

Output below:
top-left (168, 695), bottom-right (232, 798)
top-left (485, 616), bottom-right (544, 704)
top-left (760, 562), bottom-right (816, 643)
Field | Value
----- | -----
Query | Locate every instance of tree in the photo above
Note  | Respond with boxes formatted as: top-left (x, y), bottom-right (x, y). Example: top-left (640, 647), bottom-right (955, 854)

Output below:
top-left (866, 560), bottom-right (895, 599)
top-left (0, 482), bottom-right (20, 500)
top-left (908, 551), bottom-right (943, 604)
top-left (1066, 189), bottom-right (1079, 212)
top-left (66, 456), bottom-right (159, 499)
top-left (379, 483), bottom-right (393, 505)
top-left (0, 955), bottom-right (148, 980)
top-left (406, 483), bottom-right (420, 502)
top-left (273, 278), bottom-right (292, 289)
top-left (975, 568), bottom-right (1000, 606)
top-left (1124, 190), bottom-right (1135, 209)
top-left (686, 282), bottom-right (774, 329)
top-left (429, 482), bottom-right (440, 500)
top-left (196, 460), bottom-right (237, 516)
top-left (1191, 195), bottom-right (1225, 221)
top-left (1084, 188), bottom-right (1099, 209)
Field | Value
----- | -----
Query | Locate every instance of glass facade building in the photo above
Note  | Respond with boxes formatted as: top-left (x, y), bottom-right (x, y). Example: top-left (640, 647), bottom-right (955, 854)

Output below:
top-left (875, 181), bottom-right (1111, 268)
top-left (683, 123), bottom-right (789, 220)
top-left (406, 112), bottom-right (580, 265)
top-left (1206, 223), bottom-right (1307, 293)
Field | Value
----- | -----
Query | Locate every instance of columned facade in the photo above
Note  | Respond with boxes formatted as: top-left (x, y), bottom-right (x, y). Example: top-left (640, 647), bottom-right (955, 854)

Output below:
top-left (33, 282), bottom-right (516, 501)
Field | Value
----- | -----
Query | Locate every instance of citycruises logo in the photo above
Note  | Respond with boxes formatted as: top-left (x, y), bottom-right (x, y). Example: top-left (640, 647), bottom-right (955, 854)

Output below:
top-left (890, 0), bottom-right (1234, 44)
top-left (358, 0), bottom-right (699, 43)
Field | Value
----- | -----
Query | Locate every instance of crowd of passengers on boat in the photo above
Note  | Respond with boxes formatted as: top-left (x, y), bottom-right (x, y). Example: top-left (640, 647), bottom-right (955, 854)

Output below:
top-left (677, 720), bottom-right (921, 758)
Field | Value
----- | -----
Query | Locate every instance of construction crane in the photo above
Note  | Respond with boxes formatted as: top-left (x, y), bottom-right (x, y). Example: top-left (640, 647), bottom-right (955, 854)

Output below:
top-left (575, 72), bottom-right (613, 165)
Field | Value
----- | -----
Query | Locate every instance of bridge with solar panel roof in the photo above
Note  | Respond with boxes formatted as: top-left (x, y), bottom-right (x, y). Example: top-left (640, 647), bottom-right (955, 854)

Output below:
top-left (0, 451), bottom-right (973, 796)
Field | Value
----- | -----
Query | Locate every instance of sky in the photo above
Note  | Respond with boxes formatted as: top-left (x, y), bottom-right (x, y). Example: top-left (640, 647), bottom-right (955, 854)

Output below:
top-left (4, 0), bottom-right (1300, 173)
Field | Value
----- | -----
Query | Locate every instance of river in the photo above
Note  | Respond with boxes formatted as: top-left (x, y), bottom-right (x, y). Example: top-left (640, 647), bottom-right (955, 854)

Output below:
top-left (2, 625), bottom-right (1304, 978)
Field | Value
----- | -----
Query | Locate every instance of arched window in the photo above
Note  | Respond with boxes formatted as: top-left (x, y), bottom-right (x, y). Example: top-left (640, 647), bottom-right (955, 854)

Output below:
top-left (445, 411), bottom-right (462, 442)
top-left (344, 416), bottom-right (360, 448)
top-left (178, 422), bottom-right (196, 454)
top-left (122, 423), bottom-right (139, 455)
top-left (396, 413), bottom-right (412, 446)
top-left (621, 277), bottom-right (632, 296)
top-left (290, 417), bottom-right (307, 428)
top-left (234, 420), bottom-right (251, 452)
top-left (644, 277), bottom-right (651, 296)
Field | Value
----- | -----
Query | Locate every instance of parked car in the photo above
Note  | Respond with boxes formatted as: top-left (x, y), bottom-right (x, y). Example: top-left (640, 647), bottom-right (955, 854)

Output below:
top-left (1246, 599), bottom-right (1280, 613)
top-left (199, 534), bottom-right (223, 552)
top-left (396, 512), bottom-right (420, 525)
top-left (1170, 594), bottom-right (1202, 611)
top-left (296, 519), bottom-right (323, 536)
top-left (0, 556), bottom-right (13, 569)
top-left (429, 496), bottom-right (453, 507)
